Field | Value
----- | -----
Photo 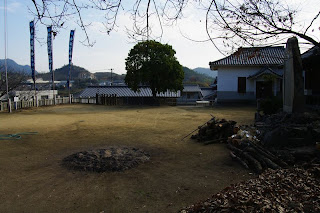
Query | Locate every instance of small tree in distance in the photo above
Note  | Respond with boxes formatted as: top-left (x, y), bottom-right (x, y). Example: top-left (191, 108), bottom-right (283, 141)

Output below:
top-left (125, 40), bottom-right (184, 99)
top-left (0, 69), bottom-right (28, 99)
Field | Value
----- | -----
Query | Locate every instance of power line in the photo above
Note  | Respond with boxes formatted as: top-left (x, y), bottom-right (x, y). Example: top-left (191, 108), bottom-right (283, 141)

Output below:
top-left (90, 68), bottom-right (111, 72)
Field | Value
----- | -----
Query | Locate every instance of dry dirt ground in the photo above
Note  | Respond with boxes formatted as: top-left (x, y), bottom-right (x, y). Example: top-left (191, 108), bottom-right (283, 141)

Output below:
top-left (0, 104), bottom-right (256, 213)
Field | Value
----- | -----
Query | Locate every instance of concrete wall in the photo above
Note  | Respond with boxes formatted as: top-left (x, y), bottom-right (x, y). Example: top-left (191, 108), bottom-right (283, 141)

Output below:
top-left (217, 91), bottom-right (255, 102)
top-left (177, 92), bottom-right (201, 105)
top-left (218, 67), bottom-right (258, 92)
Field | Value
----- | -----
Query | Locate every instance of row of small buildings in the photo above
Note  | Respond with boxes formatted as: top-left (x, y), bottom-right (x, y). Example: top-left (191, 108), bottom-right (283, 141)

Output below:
top-left (77, 85), bottom-right (216, 105)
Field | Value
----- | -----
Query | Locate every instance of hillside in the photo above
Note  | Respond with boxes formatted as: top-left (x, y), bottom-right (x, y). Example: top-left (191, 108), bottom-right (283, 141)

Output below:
top-left (193, 67), bottom-right (217, 78)
top-left (94, 72), bottom-right (125, 81)
top-left (0, 59), bottom-right (36, 75)
top-left (37, 65), bottom-right (125, 82)
top-left (37, 65), bottom-right (92, 81)
top-left (183, 66), bottom-right (214, 87)
top-left (1, 60), bottom-right (214, 89)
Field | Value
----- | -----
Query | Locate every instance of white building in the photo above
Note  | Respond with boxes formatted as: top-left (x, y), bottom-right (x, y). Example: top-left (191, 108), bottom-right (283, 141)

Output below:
top-left (1, 90), bottom-right (58, 101)
top-left (209, 47), bottom-right (285, 103)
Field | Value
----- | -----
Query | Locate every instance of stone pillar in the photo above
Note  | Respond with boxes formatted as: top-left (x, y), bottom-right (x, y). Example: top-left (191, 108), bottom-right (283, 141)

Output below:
top-left (283, 37), bottom-right (305, 113)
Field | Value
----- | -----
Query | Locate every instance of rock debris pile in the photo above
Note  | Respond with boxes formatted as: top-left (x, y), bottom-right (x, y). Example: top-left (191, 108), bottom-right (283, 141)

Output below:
top-left (191, 117), bottom-right (237, 145)
top-left (181, 165), bottom-right (320, 213)
top-left (256, 112), bottom-right (320, 148)
top-left (184, 112), bottom-right (320, 212)
top-left (191, 112), bottom-right (320, 173)
top-left (62, 147), bottom-right (150, 172)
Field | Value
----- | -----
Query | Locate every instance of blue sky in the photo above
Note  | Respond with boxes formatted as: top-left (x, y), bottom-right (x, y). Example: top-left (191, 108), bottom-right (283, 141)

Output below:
top-left (0, 0), bottom-right (319, 75)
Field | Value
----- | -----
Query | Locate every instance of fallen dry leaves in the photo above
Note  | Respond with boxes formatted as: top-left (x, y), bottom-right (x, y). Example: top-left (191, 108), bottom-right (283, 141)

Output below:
top-left (181, 165), bottom-right (320, 212)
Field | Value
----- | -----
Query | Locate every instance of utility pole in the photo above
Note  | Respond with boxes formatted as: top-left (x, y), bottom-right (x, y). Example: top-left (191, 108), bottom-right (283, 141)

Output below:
top-left (4, 0), bottom-right (11, 113)
top-left (68, 62), bottom-right (72, 104)
top-left (109, 68), bottom-right (114, 85)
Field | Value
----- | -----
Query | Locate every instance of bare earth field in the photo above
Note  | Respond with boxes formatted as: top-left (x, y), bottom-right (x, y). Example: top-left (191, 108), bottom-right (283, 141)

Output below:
top-left (0, 104), bottom-right (256, 213)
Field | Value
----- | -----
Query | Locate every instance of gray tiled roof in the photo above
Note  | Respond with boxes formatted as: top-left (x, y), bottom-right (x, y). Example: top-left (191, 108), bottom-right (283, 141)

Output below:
top-left (201, 88), bottom-right (216, 98)
top-left (78, 86), bottom-right (181, 98)
top-left (210, 46), bottom-right (285, 69)
top-left (247, 67), bottom-right (283, 79)
top-left (301, 46), bottom-right (320, 59)
top-left (182, 85), bottom-right (202, 93)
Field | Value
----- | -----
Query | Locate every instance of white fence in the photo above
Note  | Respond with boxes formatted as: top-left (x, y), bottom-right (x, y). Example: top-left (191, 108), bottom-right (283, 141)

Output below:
top-left (0, 97), bottom-right (72, 112)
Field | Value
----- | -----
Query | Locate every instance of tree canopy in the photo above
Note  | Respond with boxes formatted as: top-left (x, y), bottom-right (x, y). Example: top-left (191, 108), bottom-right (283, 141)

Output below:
top-left (125, 40), bottom-right (184, 98)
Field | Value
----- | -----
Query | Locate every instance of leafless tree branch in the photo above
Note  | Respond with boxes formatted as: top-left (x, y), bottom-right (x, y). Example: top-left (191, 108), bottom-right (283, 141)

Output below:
top-left (29, 0), bottom-right (320, 50)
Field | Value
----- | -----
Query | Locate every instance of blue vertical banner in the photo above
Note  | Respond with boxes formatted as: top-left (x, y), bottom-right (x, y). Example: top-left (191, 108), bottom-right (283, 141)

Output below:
top-left (47, 26), bottom-right (53, 82)
top-left (30, 21), bottom-right (35, 83)
top-left (68, 30), bottom-right (75, 88)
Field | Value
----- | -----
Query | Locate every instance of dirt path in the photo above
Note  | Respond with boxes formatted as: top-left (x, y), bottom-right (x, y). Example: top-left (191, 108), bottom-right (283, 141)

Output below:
top-left (0, 104), bottom-right (256, 212)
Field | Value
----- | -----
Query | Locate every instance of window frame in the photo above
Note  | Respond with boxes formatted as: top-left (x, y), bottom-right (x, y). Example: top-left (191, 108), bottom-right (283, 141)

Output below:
top-left (238, 77), bottom-right (247, 93)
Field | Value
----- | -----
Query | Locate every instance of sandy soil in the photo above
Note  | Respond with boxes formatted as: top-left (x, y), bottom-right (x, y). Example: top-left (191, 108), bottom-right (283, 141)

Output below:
top-left (0, 104), bottom-right (256, 213)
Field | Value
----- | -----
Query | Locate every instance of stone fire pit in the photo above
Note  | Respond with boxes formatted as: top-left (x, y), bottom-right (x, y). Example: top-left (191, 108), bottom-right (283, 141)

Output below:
top-left (62, 147), bottom-right (150, 172)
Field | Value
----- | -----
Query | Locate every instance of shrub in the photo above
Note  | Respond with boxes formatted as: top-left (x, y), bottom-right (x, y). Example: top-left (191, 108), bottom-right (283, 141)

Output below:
top-left (259, 97), bottom-right (283, 115)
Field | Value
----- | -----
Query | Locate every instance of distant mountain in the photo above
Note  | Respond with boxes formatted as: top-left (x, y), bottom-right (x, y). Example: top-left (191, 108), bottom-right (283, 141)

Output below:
top-left (36, 65), bottom-right (126, 82)
top-left (0, 59), bottom-right (37, 75)
top-left (33, 64), bottom-right (214, 88)
top-left (183, 66), bottom-right (214, 87)
top-left (193, 67), bottom-right (217, 78)
top-left (37, 64), bottom-right (94, 81)
top-left (94, 72), bottom-right (125, 81)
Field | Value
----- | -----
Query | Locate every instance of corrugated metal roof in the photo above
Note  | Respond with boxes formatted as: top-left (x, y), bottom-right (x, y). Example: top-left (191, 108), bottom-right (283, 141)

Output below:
top-left (78, 86), bottom-right (181, 98)
top-left (210, 46), bottom-right (285, 69)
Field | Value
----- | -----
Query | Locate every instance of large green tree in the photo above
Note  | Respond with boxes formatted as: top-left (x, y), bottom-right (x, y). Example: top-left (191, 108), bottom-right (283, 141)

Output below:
top-left (125, 40), bottom-right (184, 98)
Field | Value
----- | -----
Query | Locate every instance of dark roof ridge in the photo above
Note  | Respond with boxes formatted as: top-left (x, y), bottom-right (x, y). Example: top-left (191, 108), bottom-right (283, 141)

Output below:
top-left (209, 46), bottom-right (285, 68)
top-left (237, 46), bottom-right (284, 49)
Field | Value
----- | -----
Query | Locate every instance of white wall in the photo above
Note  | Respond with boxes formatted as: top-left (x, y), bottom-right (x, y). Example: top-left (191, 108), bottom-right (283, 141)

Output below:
top-left (218, 66), bottom-right (283, 92)
top-left (216, 66), bottom-right (283, 102)
top-left (14, 90), bottom-right (58, 101)
top-left (217, 66), bottom-right (260, 92)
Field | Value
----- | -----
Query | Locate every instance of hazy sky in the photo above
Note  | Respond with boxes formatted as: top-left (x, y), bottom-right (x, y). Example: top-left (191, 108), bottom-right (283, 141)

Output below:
top-left (0, 0), bottom-right (319, 75)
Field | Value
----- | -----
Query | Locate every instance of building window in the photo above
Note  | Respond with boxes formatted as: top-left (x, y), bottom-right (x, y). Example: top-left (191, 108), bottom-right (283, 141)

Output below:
top-left (238, 77), bottom-right (246, 93)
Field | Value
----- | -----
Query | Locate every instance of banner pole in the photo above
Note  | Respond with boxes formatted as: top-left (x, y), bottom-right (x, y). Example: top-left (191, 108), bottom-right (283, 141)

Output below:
top-left (47, 26), bottom-right (55, 104)
top-left (4, 0), bottom-right (11, 113)
top-left (68, 63), bottom-right (72, 103)
top-left (68, 30), bottom-right (75, 104)
top-left (30, 21), bottom-right (37, 107)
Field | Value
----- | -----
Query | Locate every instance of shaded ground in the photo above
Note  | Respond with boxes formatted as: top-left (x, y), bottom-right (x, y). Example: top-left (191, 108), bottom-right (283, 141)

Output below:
top-left (0, 104), bottom-right (255, 212)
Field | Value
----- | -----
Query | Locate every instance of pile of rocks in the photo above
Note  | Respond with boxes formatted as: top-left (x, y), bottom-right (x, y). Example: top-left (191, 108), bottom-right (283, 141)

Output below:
top-left (62, 146), bottom-right (150, 172)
